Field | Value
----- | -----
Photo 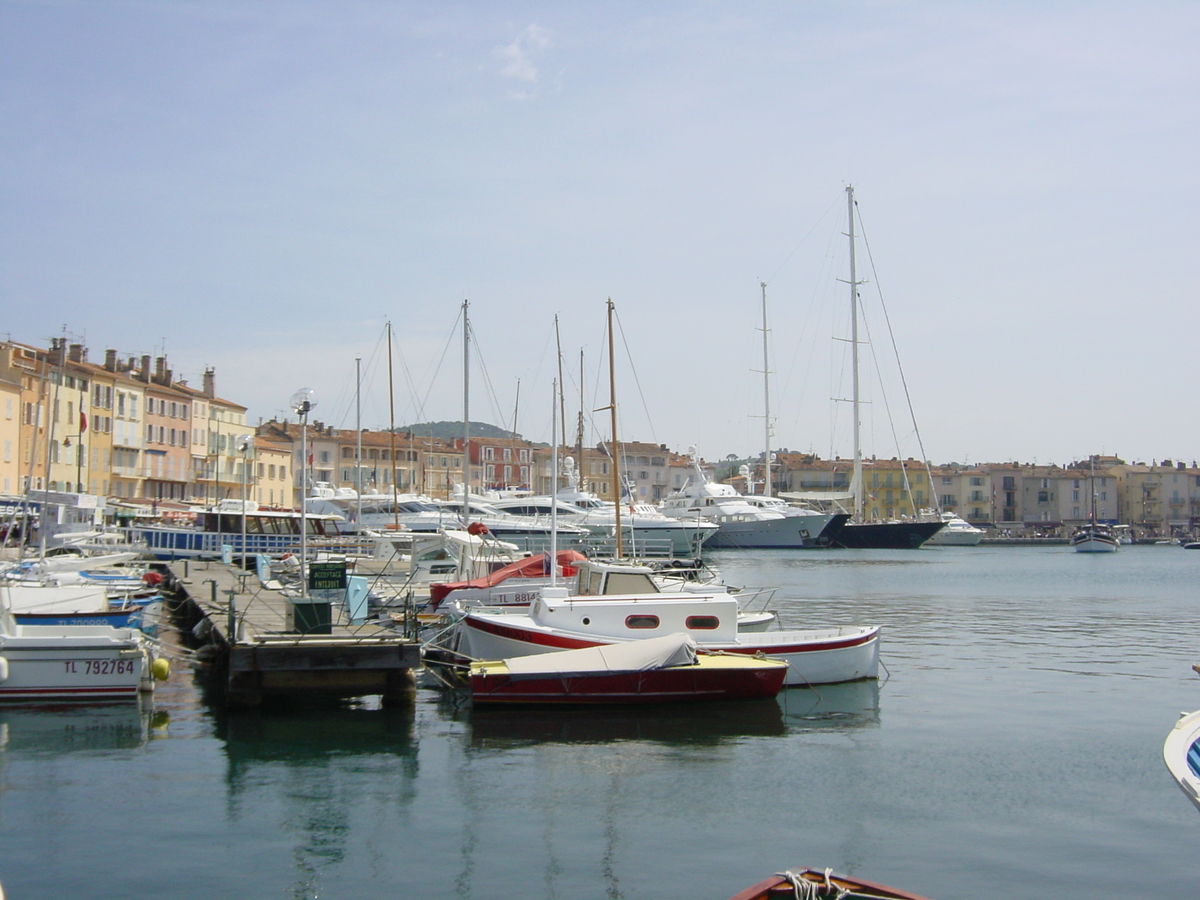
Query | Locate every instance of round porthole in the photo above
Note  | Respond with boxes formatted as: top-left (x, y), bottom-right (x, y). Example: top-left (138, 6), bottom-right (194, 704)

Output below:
top-left (582, 617), bottom-right (591, 625)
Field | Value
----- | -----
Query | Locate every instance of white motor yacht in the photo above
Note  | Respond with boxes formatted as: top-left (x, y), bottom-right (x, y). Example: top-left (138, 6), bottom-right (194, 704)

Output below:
top-left (657, 453), bottom-right (842, 549)
top-left (925, 512), bottom-right (985, 546)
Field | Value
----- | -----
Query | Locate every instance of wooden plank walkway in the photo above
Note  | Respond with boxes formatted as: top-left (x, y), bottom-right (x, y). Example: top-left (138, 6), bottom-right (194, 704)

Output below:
top-left (171, 559), bottom-right (422, 709)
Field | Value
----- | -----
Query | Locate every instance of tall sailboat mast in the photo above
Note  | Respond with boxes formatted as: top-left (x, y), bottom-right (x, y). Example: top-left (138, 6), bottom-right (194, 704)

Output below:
top-left (462, 299), bottom-right (471, 505)
top-left (554, 315), bottom-right (568, 450)
top-left (759, 281), bottom-right (772, 497)
top-left (847, 185), bottom-right (864, 521)
top-left (355, 355), bottom-right (363, 529)
top-left (386, 322), bottom-right (399, 530)
top-left (606, 299), bottom-right (623, 559)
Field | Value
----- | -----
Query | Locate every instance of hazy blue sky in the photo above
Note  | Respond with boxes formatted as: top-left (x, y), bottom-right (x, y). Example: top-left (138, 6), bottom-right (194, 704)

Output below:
top-left (3, 1), bottom-right (1196, 468)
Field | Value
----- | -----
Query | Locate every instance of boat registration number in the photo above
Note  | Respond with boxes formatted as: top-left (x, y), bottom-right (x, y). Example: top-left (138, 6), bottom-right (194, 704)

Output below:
top-left (63, 660), bottom-right (138, 676)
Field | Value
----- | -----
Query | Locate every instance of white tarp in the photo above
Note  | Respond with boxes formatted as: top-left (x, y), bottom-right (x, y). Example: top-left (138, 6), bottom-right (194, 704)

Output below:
top-left (502, 632), bottom-right (698, 680)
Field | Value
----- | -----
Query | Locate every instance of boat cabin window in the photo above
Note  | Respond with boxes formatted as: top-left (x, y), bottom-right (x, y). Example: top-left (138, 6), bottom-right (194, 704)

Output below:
top-left (685, 615), bottom-right (720, 630)
top-left (625, 615), bottom-right (659, 629)
top-left (602, 572), bottom-right (660, 595)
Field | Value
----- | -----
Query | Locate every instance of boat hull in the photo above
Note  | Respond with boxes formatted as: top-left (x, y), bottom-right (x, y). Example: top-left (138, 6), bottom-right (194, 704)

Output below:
top-left (703, 512), bottom-right (843, 549)
top-left (1071, 531), bottom-right (1119, 553)
top-left (1163, 708), bottom-right (1200, 813)
top-left (460, 615), bottom-right (880, 686)
top-left (824, 520), bottom-right (944, 549)
top-left (0, 627), bottom-right (150, 701)
top-left (728, 867), bottom-right (933, 900)
top-left (469, 656), bottom-right (787, 705)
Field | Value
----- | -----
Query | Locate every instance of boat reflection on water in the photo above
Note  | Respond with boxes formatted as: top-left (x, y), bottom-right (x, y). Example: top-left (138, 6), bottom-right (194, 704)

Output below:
top-left (0, 700), bottom-right (160, 753)
top-left (468, 679), bottom-right (881, 747)
top-left (470, 696), bottom-right (787, 746)
top-left (777, 678), bottom-right (881, 732)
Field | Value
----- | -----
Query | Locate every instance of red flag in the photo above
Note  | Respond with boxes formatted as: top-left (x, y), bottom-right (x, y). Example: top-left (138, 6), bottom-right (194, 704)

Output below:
top-left (80, 411), bottom-right (88, 433)
top-left (307, 452), bottom-right (314, 466)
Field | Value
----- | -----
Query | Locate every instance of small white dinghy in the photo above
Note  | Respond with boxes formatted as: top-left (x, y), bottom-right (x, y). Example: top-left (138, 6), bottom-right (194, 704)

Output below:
top-left (1163, 664), bottom-right (1200, 813)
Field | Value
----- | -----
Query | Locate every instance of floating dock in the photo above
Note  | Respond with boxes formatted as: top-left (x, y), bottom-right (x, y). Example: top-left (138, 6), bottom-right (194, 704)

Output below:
top-left (166, 558), bottom-right (421, 709)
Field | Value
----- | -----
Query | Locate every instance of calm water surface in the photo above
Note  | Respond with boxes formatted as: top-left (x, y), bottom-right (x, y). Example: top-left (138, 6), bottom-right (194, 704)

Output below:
top-left (1, 545), bottom-right (1198, 899)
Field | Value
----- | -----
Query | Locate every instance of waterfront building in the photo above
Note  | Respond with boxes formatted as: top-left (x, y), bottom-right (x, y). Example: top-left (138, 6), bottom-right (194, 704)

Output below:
top-left (253, 435), bottom-right (291, 508)
top-left (1110, 460), bottom-right (1200, 538)
top-left (196, 368), bottom-right (251, 505)
top-left (928, 464), bottom-right (992, 523)
top-left (102, 352), bottom-right (146, 500)
top-left (471, 436), bottom-right (533, 493)
top-left (0, 348), bottom-right (22, 496)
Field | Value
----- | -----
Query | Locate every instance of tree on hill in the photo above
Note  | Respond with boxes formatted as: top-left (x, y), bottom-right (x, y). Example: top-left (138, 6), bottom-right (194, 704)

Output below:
top-left (398, 421), bottom-right (518, 441)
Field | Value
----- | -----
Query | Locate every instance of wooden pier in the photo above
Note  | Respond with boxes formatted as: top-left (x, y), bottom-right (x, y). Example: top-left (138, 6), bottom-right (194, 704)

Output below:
top-left (167, 558), bottom-right (422, 709)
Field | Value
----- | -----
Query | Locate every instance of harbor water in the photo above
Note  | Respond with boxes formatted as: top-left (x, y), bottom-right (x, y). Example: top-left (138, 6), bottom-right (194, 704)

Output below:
top-left (1, 544), bottom-right (1198, 899)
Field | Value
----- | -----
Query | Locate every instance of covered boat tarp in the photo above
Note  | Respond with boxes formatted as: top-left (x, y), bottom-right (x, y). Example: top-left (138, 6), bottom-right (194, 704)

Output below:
top-left (501, 632), bottom-right (698, 681)
top-left (429, 549), bottom-right (588, 607)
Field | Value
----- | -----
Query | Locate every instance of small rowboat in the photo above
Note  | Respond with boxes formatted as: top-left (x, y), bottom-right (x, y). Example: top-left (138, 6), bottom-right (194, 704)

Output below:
top-left (727, 867), bottom-right (934, 900)
top-left (1162, 664), bottom-right (1200, 813)
top-left (469, 632), bottom-right (787, 705)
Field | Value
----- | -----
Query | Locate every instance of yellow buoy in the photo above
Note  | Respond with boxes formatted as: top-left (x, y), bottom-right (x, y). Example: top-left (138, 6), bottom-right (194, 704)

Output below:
top-left (151, 657), bottom-right (170, 681)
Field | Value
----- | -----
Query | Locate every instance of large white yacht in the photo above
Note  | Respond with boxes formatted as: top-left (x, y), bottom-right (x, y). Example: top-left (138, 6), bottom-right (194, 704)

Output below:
top-left (483, 457), bottom-right (716, 556)
top-left (657, 454), bottom-right (842, 549)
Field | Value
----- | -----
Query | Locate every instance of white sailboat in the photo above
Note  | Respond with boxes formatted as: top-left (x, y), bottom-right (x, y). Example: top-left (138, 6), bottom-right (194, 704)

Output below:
top-left (1071, 458), bottom-right (1119, 553)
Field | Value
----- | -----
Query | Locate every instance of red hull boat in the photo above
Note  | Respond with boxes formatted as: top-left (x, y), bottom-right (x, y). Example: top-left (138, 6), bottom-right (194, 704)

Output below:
top-left (728, 867), bottom-right (933, 900)
top-left (469, 633), bottom-right (787, 705)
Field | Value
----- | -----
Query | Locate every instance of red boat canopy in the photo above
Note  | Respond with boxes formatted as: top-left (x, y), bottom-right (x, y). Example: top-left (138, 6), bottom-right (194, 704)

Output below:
top-left (429, 549), bottom-right (587, 608)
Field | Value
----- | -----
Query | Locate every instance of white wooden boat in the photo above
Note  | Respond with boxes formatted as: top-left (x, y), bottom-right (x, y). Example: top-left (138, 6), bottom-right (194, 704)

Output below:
top-left (431, 556), bottom-right (779, 632)
top-left (1070, 526), bottom-right (1119, 553)
top-left (1072, 458), bottom-right (1119, 553)
top-left (453, 583), bottom-right (879, 687)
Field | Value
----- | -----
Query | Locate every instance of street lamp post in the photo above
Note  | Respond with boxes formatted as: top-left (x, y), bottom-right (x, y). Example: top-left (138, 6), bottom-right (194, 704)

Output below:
top-left (236, 434), bottom-right (252, 568)
top-left (289, 389), bottom-right (317, 596)
top-left (61, 435), bottom-right (84, 493)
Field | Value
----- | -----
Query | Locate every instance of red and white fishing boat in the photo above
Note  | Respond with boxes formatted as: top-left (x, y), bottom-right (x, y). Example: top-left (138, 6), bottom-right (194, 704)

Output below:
top-left (469, 632), bottom-right (787, 705)
top-left (727, 867), bottom-right (933, 900)
top-left (453, 582), bottom-right (879, 687)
